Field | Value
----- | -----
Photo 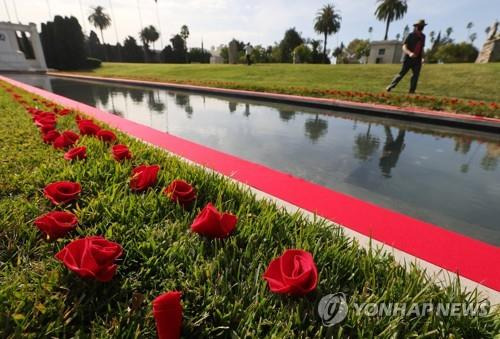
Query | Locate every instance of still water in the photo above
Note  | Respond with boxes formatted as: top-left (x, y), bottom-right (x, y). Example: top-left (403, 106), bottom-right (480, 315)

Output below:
top-left (7, 74), bottom-right (500, 246)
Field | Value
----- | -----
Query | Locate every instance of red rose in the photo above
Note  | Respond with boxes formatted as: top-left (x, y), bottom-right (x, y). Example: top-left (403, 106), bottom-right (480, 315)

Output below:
top-left (164, 180), bottom-right (196, 207)
top-left (96, 130), bottom-right (117, 143)
top-left (43, 181), bottom-right (81, 205)
top-left (111, 144), bottom-right (132, 161)
top-left (77, 119), bottom-right (101, 136)
top-left (152, 291), bottom-right (182, 339)
top-left (34, 211), bottom-right (78, 239)
top-left (130, 165), bottom-right (160, 192)
top-left (43, 130), bottom-right (60, 144)
top-left (55, 236), bottom-right (123, 282)
top-left (40, 123), bottom-right (56, 133)
top-left (64, 146), bottom-right (87, 161)
top-left (191, 203), bottom-right (237, 238)
top-left (53, 131), bottom-right (79, 149)
top-left (263, 249), bottom-right (318, 296)
top-left (34, 116), bottom-right (56, 128)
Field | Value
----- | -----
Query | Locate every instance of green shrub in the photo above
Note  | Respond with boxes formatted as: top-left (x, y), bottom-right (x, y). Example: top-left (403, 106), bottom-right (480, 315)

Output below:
top-left (434, 43), bottom-right (479, 63)
top-left (85, 57), bottom-right (102, 69)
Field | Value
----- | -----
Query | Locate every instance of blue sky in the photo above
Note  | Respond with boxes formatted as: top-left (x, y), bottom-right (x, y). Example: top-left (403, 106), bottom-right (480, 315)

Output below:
top-left (1, 0), bottom-right (498, 50)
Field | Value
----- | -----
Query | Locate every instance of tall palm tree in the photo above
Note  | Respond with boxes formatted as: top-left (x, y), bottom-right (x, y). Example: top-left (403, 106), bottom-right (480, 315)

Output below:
top-left (314, 4), bottom-right (341, 63)
top-left (374, 0), bottom-right (408, 40)
top-left (140, 25), bottom-right (160, 50)
top-left (88, 6), bottom-right (111, 44)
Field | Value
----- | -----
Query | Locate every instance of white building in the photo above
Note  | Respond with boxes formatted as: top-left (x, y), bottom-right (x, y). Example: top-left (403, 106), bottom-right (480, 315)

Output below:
top-left (368, 40), bottom-right (403, 64)
top-left (0, 22), bottom-right (47, 72)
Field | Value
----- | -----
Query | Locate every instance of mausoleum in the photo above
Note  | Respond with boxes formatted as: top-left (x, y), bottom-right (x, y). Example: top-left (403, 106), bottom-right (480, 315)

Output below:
top-left (0, 22), bottom-right (47, 72)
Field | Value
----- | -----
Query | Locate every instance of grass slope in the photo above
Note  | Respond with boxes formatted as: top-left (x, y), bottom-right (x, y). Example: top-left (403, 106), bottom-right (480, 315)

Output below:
top-left (67, 62), bottom-right (500, 117)
top-left (0, 82), bottom-right (499, 338)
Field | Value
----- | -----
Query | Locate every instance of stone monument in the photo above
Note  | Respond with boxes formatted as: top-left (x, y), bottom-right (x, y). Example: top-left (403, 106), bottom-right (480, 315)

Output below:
top-left (0, 22), bottom-right (47, 72)
top-left (476, 21), bottom-right (500, 63)
top-left (228, 39), bottom-right (239, 64)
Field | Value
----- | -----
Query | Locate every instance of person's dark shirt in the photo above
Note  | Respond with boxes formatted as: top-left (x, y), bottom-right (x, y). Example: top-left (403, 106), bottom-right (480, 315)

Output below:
top-left (403, 31), bottom-right (426, 60)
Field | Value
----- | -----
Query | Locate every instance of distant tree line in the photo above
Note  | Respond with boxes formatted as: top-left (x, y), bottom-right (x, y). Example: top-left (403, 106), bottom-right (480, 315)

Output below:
top-left (38, 1), bottom-right (483, 69)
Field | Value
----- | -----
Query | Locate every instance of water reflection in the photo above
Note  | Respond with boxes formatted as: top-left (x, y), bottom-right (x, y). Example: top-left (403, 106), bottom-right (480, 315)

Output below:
top-left (354, 123), bottom-right (380, 160)
top-left (379, 127), bottom-right (406, 178)
top-left (7, 74), bottom-right (500, 246)
top-left (278, 109), bottom-right (296, 122)
top-left (304, 114), bottom-right (329, 143)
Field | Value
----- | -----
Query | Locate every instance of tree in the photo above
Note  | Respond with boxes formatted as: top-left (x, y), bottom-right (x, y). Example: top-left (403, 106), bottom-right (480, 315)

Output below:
top-left (374, 0), bottom-right (408, 40)
top-left (41, 16), bottom-right (87, 70)
top-left (466, 22), bottom-right (474, 36)
top-left (180, 25), bottom-right (190, 47)
top-left (446, 27), bottom-right (453, 38)
top-left (348, 39), bottom-right (370, 60)
top-left (86, 31), bottom-right (101, 57)
top-left (314, 4), bottom-right (341, 63)
top-left (279, 28), bottom-right (304, 63)
top-left (310, 39), bottom-right (323, 63)
top-left (469, 32), bottom-right (477, 44)
top-left (485, 26), bottom-right (491, 36)
top-left (140, 25), bottom-right (160, 50)
top-left (429, 31), bottom-right (436, 43)
top-left (434, 42), bottom-right (478, 63)
top-left (293, 44), bottom-right (312, 63)
top-left (332, 42), bottom-right (344, 63)
top-left (368, 26), bottom-right (373, 40)
top-left (88, 6), bottom-right (111, 44)
top-left (396, 33), bottom-right (401, 40)
top-left (122, 36), bottom-right (144, 62)
top-left (403, 25), bottom-right (410, 39)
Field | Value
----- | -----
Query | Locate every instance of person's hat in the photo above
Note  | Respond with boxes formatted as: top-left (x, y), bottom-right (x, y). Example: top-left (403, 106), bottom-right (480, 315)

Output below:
top-left (413, 19), bottom-right (428, 27)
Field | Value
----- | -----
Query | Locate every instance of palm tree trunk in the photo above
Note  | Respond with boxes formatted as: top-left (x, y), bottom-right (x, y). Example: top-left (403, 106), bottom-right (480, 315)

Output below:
top-left (100, 29), bottom-right (108, 61)
top-left (323, 32), bottom-right (328, 63)
top-left (384, 20), bottom-right (391, 40)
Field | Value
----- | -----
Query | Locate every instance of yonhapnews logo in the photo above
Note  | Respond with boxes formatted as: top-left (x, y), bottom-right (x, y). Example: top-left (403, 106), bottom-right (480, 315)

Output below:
top-left (317, 293), bottom-right (491, 326)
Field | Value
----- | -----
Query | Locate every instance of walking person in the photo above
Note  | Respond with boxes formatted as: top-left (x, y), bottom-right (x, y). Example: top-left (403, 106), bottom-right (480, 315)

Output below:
top-left (245, 43), bottom-right (253, 65)
top-left (386, 19), bottom-right (427, 94)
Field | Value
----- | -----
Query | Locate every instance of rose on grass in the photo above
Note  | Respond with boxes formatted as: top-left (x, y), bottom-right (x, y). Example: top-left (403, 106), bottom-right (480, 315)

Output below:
top-left (40, 123), bottom-right (56, 133)
top-left (164, 180), bottom-right (196, 207)
top-left (152, 291), bottom-right (182, 339)
top-left (262, 249), bottom-right (318, 296)
top-left (43, 130), bottom-right (60, 144)
top-left (64, 146), bottom-right (87, 161)
top-left (34, 211), bottom-right (78, 240)
top-left (111, 144), bottom-right (132, 161)
top-left (43, 181), bottom-right (81, 205)
top-left (77, 119), bottom-right (100, 136)
top-left (58, 108), bottom-right (71, 116)
top-left (53, 131), bottom-right (79, 149)
top-left (96, 130), bottom-right (117, 143)
top-left (130, 165), bottom-right (160, 192)
top-left (191, 203), bottom-right (237, 238)
top-left (55, 236), bottom-right (123, 282)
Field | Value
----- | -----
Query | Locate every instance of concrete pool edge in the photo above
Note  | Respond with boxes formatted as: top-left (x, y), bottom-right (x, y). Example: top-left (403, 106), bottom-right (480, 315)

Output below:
top-left (49, 72), bottom-right (500, 133)
top-left (2, 75), bottom-right (499, 299)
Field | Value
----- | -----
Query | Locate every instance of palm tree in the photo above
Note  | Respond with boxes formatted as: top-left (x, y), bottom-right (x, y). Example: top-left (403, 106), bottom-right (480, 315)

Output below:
top-left (374, 0), bottom-right (408, 40)
top-left (88, 6), bottom-right (111, 44)
top-left (180, 25), bottom-right (190, 48)
top-left (314, 4), bottom-right (341, 63)
top-left (466, 22), bottom-right (474, 36)
top-left (140, 25), bottom-right (160, 50)
top-left (368, 26), bottom-right (373, 40)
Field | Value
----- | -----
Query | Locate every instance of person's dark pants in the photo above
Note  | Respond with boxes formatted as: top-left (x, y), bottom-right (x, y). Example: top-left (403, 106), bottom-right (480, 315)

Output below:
top-left (246, 55), bottom-right (251, 65)
top-left (388, 58), bottom-right (422, 93)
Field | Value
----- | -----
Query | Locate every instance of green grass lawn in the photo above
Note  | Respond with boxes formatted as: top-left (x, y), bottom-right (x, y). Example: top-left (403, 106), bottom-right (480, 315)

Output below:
top-left (1, 82), bottom-right (499, 337)
top-left (66, 62), bottom-right (500, 117)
